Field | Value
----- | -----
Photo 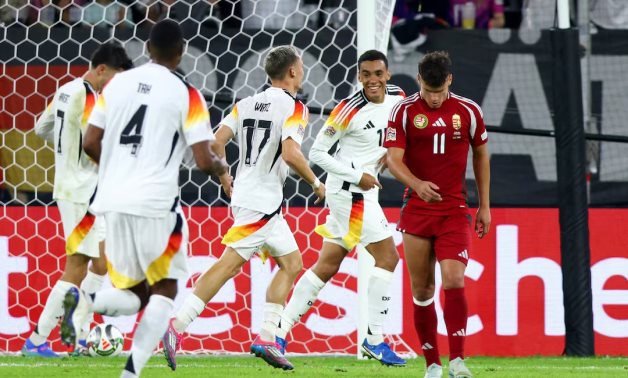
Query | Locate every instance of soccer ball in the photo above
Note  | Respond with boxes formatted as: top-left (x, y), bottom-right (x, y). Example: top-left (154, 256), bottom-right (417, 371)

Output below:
top-left (86, 324), bottom-right (124, 357)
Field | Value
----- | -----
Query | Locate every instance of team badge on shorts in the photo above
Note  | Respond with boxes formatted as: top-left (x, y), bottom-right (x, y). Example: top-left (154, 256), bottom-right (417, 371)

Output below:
top-left (413, 114), bottom-right (428, 129)
top-left (385, 127), bottom-right (396, 141)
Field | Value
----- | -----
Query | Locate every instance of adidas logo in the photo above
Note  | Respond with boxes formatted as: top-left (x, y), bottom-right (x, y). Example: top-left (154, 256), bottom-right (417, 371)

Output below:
top-left (363, 120), bottom-right (376, 130)
top-left (421, 342), bottom-right (434, 350)
top-left (432, 117), bottom-right (446, 127)
top-left (452, 329), bottom-right (466, 336)
top-left (458, 249), bottom-right (469, 260)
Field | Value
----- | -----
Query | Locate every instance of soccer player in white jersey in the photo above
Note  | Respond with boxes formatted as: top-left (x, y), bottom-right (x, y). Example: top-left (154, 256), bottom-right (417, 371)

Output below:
top-left (162, 45), bottom-right (325, 371)
top-left (60, 20), bottom-right (228, 378)
top-left (275, 50), bottom-right (407, 366)
top-left (21, 42), bottom-right (133, 358)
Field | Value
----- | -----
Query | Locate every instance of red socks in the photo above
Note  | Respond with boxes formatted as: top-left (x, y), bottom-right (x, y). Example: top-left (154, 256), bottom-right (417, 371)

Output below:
top-left (444, 287), bottom-right (467, 361)
top-left (413, 299), bottom-right (441, 367)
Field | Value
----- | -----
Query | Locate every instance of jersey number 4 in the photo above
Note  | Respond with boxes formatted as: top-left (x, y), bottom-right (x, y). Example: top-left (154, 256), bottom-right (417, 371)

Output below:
top-left (243, 118), bottom-right (272, 166)
top-left (120, 104), bottom-right (147, 156)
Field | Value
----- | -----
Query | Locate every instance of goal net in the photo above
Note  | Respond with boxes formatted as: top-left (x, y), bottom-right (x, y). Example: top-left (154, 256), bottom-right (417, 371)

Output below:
top-left (0, 0), bottom-right (416, 357)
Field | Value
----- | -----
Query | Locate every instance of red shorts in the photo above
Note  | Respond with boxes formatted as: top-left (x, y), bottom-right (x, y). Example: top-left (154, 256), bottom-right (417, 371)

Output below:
top-left (397, 212), bottom-right (472, 265)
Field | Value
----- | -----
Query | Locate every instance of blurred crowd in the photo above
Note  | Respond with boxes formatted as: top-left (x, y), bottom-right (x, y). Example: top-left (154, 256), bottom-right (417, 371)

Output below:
top-left (1, 1), bottom-right (626, 32)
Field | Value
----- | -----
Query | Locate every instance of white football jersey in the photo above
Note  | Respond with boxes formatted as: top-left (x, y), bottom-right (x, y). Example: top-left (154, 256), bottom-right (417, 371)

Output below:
top-left (89, 62), bottom-right (215, 217)
top-left (221, 87), bottom-right (308, 214)
top-left (35, 77), bottom-right (98, 203)
top-left (310, 85), bottom-right (405, 193)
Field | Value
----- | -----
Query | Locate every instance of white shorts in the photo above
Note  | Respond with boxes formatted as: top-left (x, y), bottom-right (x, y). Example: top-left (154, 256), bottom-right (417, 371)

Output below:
top-left (221, 206), bottom-right (299, 261)
top-left (315, 190), bottom-right (391, 251)
top-left (57, 199), bottom-right (105, 258)
top-left (104, 211), bottom-right (189, 289)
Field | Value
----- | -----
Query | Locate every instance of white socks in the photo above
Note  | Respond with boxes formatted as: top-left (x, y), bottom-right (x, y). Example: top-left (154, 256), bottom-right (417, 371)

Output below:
top-left (79, 271), bottom-right (106, 338)
top-left (81, 271), bottom-right (105, 294)
top-left (123, 295), bottom-right (174, 377)
top-left (92, 288), bottom-right (141, 316)
top-left (276, 269), bottom-right (325, 339)
top-left (260, 303), bottom-right (283, 342)
top-left (172, 294), bottom-right (206, 333)
top-left (29, 280), bottom-right (76, 346)
top-left (366, 267), bottom-right (394, 345)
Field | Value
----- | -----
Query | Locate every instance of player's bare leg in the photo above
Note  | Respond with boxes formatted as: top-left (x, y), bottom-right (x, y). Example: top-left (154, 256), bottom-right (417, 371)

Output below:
top-left (275, 241), bottom-right (347, 353)
top-left (360, 237), bottom-right (405, 366)
top-left (403, 233), bottom-right (442, 377)
top-left (440, 259), bottom-right (472, 378)
top-left (164, 248), bottom-right (246, 370)
top-left (192, 247), bottom-right (247, 303)
top-left (249, 250), bottom-right (301, 370)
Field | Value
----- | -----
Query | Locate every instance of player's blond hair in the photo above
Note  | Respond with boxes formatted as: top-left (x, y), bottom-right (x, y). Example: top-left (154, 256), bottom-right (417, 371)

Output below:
top-left (264, 45), bottom-right (300, 80)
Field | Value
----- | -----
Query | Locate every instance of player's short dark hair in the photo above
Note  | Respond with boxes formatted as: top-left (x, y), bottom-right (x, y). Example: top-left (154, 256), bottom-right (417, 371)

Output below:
top-left (358, 49), bottom-right (388, 69)
top-left (264, 46), bottom-right (300, 80)
top-left (90, 41), bottom-right (134, 71)
top-left (149, 19), bottom-right (184, 61)
top-left (419, 51), bottom-right (452, 88)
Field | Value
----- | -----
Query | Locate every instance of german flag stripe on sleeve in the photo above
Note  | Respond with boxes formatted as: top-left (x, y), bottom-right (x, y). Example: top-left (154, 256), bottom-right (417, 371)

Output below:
top-left (184, 87), bottom-right (209, 130)
top-left (82, 91), bottom-right (96, 125)
top-left (230, 104), bottom-right (238, 119)
top-left (324, 92), bottom-right (367, 131)
top-left (94, 94), bottom-right (106, 113)
top-left (283, 101), bottom-right (308, 129)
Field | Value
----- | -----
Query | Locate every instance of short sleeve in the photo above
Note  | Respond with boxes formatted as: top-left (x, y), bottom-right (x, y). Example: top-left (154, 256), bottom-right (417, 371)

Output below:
top-left (182, 86), bottom-right (215, 146)
top-left (383, 102), bottom-right (407, 149)
top-left (282, 100), bottom-right (308, 145)
top-left (220, 103), bottom-right (239, 136)
top-left (88, 92), bottom-right (107, 129)
top-left (468, 104), bottom-right (488, 147)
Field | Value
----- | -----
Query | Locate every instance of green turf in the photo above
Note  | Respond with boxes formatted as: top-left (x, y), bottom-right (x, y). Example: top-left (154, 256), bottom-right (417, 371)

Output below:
top-left (0, 355), bottom-right (626, 377)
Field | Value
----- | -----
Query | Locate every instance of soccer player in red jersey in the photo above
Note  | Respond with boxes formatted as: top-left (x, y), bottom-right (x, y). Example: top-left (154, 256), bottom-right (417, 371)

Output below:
top-left (384, 51), bottom-right (490, 378)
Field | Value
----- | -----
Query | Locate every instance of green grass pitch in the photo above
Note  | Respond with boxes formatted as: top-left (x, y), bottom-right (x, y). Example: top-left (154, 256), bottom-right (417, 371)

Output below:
top-left (0, 355), bottom-right (626, 377)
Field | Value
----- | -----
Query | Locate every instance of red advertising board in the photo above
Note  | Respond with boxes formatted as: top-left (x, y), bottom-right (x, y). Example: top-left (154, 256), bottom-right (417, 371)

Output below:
top-left (0, 207), bottom-right (626, 356)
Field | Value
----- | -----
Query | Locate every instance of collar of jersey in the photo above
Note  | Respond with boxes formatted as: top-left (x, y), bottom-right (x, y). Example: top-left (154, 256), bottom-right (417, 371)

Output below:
top-left (266, 86), bottom-right (296, 100)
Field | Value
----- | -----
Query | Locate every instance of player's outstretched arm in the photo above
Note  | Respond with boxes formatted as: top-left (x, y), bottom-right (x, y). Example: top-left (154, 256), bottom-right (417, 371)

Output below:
top-left (83, 124), bottom-right (104, 163)
top-left (210, 125), bottom-right (234, 198)
top-left (472, 143), bottom-right (491, 238)
top-left (191, 140), bottom-right (229, 178)
top-left (386, 147), bottom-right (441, 203)
top-left (282, 137), bottom-right (325, 204)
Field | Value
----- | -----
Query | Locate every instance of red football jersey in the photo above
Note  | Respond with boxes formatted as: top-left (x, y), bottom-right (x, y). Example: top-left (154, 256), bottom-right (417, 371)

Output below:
top-left (384, 92), bottom-right (488, 215)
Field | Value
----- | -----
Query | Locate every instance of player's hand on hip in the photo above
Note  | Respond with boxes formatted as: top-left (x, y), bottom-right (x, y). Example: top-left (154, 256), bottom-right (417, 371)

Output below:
top-left (415, 180), bottom-right (442, 203)
top-left (313, 183), bottom-right (326, 205)
top-left (358, 173), bottom-right (382, 191)
top-left (219, 173), bottom-right (233, 198)
top-left (475, 207), bottom-right (491, 238)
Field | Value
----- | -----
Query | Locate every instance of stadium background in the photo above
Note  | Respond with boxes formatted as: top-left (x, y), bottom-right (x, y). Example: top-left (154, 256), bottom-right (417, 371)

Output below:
top-left (0, 0), bottom-right (627, 357)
